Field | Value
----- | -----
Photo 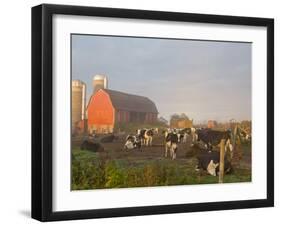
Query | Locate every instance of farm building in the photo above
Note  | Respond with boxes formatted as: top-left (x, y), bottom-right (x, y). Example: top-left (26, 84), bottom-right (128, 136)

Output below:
top-left (207, 120), bottom-right (218, 128)
top-left (170, 118), bottom-right (193, 128)
top-left (93, 74), bottom-right (108, 94)
top-left (87, 89), bottom-right (158, 134)
top-left (72, 80), bottom-right (86, 135)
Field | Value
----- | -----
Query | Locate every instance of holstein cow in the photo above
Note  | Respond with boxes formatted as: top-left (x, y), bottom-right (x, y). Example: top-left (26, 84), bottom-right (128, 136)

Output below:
top-left (192, 143), bottom-right (232, 176)
top-left (178, 128), bottom-right (193, 143)
top-left (240, 130), bottom-right (251, 143)
top-left (144, 129), bottom-right (154, 146)
top-left (196, 150), bottom-right (232, 176)
top-left (187, 127), bottom-right (199, 145)
top-left (164, 131), bottom-right (179, 160)
top-left (174, 129), bottom-right (183, 143)
top-left (124, 134), bottom-right (141, 150)
top-left (171, 127), bottom-right (197, 144)
top-left (169, 128), bottom-right (187, 144)
top-left (137, 128), bottom-right (154, 146)
top-left (195, 128), bottom-right (233, 156)
top-left (136, 129), bottom-right (146, 145)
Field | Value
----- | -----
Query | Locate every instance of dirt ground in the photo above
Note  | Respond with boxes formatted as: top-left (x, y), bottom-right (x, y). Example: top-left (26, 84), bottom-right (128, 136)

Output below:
top-left (72, 133), bottom-right (251, 170)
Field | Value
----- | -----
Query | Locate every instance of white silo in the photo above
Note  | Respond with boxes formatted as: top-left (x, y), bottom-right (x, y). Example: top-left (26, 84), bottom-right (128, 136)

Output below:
top-left (93, 74), bottom-right (108, 94)
top-left (72, 80), bottom-right (86, 133)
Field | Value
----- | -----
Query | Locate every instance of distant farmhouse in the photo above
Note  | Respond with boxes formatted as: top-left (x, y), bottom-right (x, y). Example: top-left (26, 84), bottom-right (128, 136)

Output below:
top-left (170, 114), bottom-right (193, 128)
top-left (170, 118), bottom-right (193, 128)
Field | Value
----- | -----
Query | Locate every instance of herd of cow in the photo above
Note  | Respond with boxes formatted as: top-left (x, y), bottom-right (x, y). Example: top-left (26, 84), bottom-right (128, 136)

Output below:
top-left (79, 126), bottom-right (250, 177)
top-left (124, 127), bottom-right (233, 154)
top-left (123, 127), bottom-right (249, 176)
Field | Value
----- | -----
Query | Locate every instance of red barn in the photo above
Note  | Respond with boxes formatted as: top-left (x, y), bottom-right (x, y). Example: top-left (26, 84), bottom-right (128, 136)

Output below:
top-left (87, 89), bottom-right (158, 134)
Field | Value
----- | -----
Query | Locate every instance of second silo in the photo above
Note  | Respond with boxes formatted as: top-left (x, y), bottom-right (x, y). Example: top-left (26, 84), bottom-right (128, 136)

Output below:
top-left (72, 80), bottom-right (86, 133)
top-left (93, 74), bottom-right (108, 94)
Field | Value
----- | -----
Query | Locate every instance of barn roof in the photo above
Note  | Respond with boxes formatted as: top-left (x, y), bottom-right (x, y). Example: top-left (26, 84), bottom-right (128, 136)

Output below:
top-left (103, 89), bottom-right (158, 113)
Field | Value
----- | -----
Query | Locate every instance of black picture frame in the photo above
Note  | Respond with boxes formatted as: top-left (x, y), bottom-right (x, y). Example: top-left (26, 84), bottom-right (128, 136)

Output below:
top-left (32, 3), bottom-right (274, 222)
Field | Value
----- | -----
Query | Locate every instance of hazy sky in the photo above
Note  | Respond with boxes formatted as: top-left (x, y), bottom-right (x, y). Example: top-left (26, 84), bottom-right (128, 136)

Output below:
top-left (72, 34), bottom-right (252, 123)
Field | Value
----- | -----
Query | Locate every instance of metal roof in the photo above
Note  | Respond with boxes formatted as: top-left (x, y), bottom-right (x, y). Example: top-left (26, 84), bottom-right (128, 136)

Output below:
top-left (103, 89), bottom-right (158, 113)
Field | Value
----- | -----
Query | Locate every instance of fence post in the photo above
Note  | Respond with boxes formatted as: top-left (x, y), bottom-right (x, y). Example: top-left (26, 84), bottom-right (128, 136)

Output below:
top-left (219, 139), bottom-right (225, 183)
top-left (233, 125), bottom-right (237, 150)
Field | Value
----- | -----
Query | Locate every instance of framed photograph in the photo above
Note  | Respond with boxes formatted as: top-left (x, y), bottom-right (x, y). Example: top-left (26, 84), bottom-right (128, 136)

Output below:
top-left (32, 4), bottom-right (274, 221)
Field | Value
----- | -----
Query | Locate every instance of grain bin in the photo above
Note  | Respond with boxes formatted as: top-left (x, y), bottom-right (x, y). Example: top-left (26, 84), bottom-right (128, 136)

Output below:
top-left (93, 74), bottom-right (108, 94)
top-left (72, 80), bottom-right (86, 133)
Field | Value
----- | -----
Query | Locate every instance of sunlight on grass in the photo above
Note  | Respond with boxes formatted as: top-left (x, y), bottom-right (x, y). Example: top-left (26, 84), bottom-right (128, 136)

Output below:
top-left (71, 148), bottom-right (251, 190)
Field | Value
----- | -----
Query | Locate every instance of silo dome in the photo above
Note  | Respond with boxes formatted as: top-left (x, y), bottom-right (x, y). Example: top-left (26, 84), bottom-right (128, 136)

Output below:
top-left (93, 74), bottom-right (106, 80)
top-left (92, 74), bottom-right (108, 94)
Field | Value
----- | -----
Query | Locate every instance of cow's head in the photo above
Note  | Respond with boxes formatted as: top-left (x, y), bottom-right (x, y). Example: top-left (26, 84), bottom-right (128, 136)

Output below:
top-left (124, 140), bottom-right (134, 150)
top-left (207, 160), bottom-right (219, 176)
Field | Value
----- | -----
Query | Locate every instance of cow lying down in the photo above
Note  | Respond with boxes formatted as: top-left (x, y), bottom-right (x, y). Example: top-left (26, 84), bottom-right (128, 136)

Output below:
top-left (124, 135), bottom-right (141, 151)
top-left (80, 140), bottom-right (104, 152)
top-left (196, 150), bottom-right (232, 176)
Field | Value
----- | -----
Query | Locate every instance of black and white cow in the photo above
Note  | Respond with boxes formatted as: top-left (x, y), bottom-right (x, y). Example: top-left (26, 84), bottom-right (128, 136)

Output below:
top-left (240, 130), bottom-right (251, 143)
top-left (144, 129), bottom-right (154, 146)
top-left (195, 128), bottom-right (233, 155)
top-left (196, 151), bottom-right (232, 176)
top-left (174, 129), bottom-right (184, 143)
top-left (124, 134), bottom-right (141, 150)
top-left (136, 129), bottom-right (146, 145)
top-left (137, 128), bottom-right (154, 146)
top-left (164, 131), bottom-right (178, 160)
top-left (178, 128), bottom-right (193, 143)
top-left (190, 127), bottom-right (198, 144)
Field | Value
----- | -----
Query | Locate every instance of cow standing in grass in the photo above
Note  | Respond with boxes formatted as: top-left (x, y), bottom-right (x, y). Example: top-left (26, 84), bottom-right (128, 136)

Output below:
top-left (177, 128), bottom-right (192, 143)
top-left (136, 129), bottom-right (146, 145)
top-left (144, 129), bottom-right (154, 146)
top-left (164, 130), bottom-right (178, 160)
top-left (137, 128), bottom-right (154, 146)
top-left (195, 128), bottom-right (234, 157)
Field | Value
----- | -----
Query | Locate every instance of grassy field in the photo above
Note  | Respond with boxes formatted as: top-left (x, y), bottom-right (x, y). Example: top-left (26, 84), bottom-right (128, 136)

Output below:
top-left (71, 138), bottom-right (251, 190)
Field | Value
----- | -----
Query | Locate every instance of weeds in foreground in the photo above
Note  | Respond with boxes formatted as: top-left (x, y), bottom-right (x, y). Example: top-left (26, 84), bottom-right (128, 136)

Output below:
top-left (71, 149), bottom-right (251, 190)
